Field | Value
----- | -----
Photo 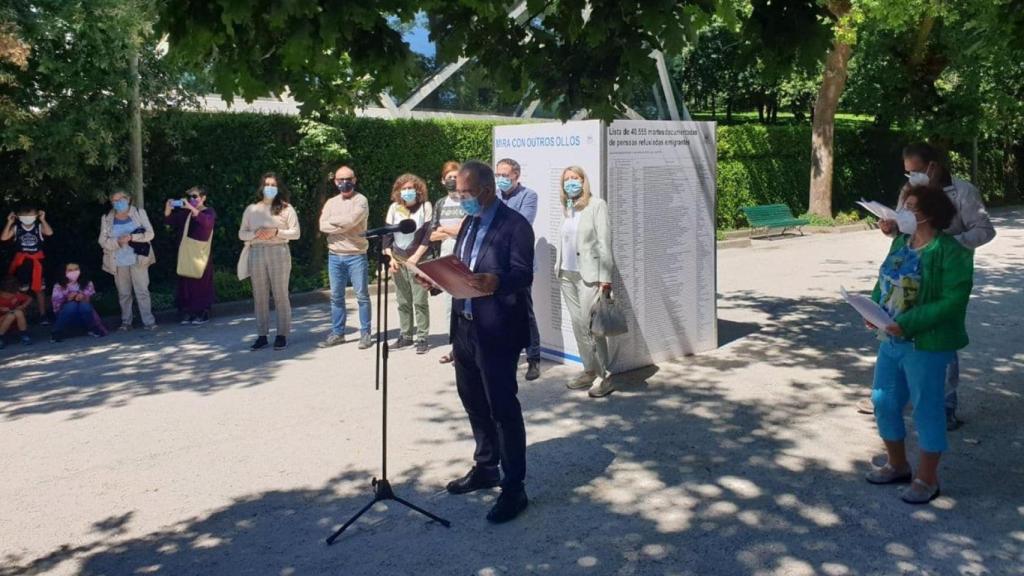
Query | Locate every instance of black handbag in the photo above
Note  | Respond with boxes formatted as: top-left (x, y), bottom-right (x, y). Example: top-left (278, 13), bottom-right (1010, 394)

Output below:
top-left (129, 227), bottom-right (151, 256)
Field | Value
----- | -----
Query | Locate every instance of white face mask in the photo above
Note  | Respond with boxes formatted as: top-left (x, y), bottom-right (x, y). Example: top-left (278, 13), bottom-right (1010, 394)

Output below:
top-left (18, 216), bottom-right (36, 226)
top-left (906, 171), bottom-right (929, 187)
top-left (895, 208), bottom-right (918, 236)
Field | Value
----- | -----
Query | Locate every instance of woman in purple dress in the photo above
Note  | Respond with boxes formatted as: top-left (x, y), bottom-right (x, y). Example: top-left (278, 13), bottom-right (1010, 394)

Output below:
top-left (164, 186), bottom-right (216, 324)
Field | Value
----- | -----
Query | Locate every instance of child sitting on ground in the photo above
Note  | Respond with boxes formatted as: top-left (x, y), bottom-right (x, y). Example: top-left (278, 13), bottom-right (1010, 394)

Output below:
top-left (51, 263), bottom-right (107, 342)
top-left (2, 206), bottom-right (54, 324)
top-left (0, 275), bottom-right (33, 348)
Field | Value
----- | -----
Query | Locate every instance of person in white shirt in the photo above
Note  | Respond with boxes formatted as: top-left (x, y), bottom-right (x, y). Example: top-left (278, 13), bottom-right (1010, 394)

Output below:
top-left (555, 166), bottom-right (616, 398)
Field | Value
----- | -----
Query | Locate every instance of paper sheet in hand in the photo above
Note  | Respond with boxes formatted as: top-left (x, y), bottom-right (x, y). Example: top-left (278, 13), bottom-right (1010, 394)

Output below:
top-left (407, 255), bottom-right (488, 299)
top-left (856, 198), bottom-right (898, 221)
top-left (841, 286), bottom-right (893, 329)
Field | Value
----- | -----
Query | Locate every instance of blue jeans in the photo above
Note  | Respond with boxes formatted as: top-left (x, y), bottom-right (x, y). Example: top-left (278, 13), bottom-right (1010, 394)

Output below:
top-left (944, 352), bottom-right (960, 415)
top-left (53, 301), bottom-right (96, 334)
top-left (328, 253), bottom-right (371, 337)
top-left (871, 339), bottom-right (954, 453)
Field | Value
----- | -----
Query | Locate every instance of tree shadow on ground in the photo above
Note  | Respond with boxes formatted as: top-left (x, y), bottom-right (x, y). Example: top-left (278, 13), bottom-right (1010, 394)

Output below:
top-left (0, 308), bottom-right (334, 421)
top-left (5, 212), bottom-right (1021, 575)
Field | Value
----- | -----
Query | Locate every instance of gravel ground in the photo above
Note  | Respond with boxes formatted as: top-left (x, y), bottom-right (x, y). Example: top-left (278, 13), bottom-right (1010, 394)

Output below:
top-left (1, 208), bottom-right (1021, 576)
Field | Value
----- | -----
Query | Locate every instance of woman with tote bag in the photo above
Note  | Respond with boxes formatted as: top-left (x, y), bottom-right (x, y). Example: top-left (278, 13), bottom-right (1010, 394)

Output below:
top-left (165, 186), bottom-right (216, 325)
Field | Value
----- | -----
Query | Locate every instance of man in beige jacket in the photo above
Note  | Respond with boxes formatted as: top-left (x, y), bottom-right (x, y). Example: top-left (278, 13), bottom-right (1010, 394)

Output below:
top-left (318, 165), bottom-right (373, 349)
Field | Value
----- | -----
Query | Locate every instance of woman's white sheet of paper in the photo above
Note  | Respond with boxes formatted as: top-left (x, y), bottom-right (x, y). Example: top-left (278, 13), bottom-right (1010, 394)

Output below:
top-left (840, 286), bottom-right (894, 328)
top-left (856, 199), bottom-right (898, 221)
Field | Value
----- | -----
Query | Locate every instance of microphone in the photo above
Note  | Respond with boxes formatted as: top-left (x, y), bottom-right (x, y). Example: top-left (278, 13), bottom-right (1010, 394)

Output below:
top-left (362, 219), bottom-right (417, 238)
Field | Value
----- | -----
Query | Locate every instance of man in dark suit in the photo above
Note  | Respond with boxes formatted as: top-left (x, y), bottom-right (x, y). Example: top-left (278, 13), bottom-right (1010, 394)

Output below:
top-left (419, 160), bottom-right (534, 523)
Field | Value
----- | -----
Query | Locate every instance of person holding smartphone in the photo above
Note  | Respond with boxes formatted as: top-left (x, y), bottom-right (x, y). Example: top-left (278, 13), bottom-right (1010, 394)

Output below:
top-left (165, 186), bottom-right (217, 325)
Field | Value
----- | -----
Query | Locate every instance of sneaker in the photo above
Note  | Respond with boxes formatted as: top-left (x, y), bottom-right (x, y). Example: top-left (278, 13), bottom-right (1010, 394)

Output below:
top-left (21, 335), bottom-right (32, 345)
top-left (39, 318), bottom-right (51, 326)
top-left (567, 371), bottom-right (597, 390)
top-left (393, 336), bottom-right (413, 349)
top-left (900, 479), bottom-right (940, 504)
top-left (415, 339), bottom-right (429, 354)
top-left (250, 336), bottom-right (269, 351)
top-left (856, 398), bottom-right (874, 415)
top-left (525, 359), bottom-right (541, 381)
top-left (588, 377), bottom-right (615, 398)
top-left (0, 340), bottom-right (6, 350)
top-left (318, 333), bottom-right (345, 348)
top-left (946, 411), bottom-right (963, 431)
top-left (89, 329), bottom-right (105, 338)
top-left (50, 332), bottom-right (63, 343)
top-left (181, 315), bottom-right (194, 325)
top-left (119, 323), bottom-right (132, 331)
top-left (358, 333), bottom-right (374, 350)
top-left (143, 323), bottom-right (158, 331)
top-left (191, 312), bottom-right (210, 325)
top-left (273, 335), bottom-right (287, 350)
top-left (865, 463), bottom-right (913, 485)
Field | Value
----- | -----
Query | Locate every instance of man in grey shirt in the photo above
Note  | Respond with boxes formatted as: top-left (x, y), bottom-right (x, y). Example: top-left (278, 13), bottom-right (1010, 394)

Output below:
top-left (496, 158), bottom-right (541, 381)
top-left (861, 142), bottom-right (996, 429)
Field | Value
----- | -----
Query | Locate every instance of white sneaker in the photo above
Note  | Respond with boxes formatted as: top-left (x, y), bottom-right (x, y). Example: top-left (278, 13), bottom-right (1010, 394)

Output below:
top-left (588, 377), bottom-right (614, 398)
top-left (567, 371), bottom-right (597, 390)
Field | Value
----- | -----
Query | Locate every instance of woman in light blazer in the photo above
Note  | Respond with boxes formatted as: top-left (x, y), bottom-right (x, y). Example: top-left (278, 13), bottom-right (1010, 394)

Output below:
top-left (98, 189), bottom-right (157, 330)
top-left (556, 165), bottom-right (615, 398)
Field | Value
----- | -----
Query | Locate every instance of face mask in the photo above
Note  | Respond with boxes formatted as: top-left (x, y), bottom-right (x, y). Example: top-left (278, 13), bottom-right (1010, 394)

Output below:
top-left (461, 196), bottom-right (482, 216)
top-left (188, 197), bottom-right (201, 207)
top-left (263, 186), bottom-right (278, 200)
top-left (18, 215), bottom-right (36, 226)
top-left (400, 189), bottom-right (418, 204)
top-left (906, 171), bottom-right (929, 187)
top-left (496, 176), bottom-right (513, 193)
top-left (66, 270), bottom-right (80, 282)
top-left (336, 181), bottom-right (355, 193)
top-left (563, 179), bottom-right (583, 198)
top-left (113, 199), bottom-right (129, 212)
top-left (444, 179), bottom-right (457, 192)
top-left (895, 208), bottom-right (918, 236)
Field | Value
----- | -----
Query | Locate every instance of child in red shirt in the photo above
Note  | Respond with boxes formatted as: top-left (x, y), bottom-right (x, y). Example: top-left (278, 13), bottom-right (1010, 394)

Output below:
top-left (0, 275), bottom-right (33, 347)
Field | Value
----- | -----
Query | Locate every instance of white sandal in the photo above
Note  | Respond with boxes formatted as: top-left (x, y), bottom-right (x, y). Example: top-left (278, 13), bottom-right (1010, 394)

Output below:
top-left (901, 478), bottom-right (941, 504)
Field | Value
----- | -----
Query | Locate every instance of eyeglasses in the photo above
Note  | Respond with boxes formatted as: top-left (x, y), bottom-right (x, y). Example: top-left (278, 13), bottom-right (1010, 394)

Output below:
top-left (187, 194), bottom-right (201, 200)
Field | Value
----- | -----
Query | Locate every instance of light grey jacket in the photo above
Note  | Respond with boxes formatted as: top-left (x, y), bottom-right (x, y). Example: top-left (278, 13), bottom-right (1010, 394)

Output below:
top-left (555, 197), bottom-right (614, 284)
top-left (897, 177), bottom-right (996, 250)
top-left (98, 206), bottom-right (156, 274)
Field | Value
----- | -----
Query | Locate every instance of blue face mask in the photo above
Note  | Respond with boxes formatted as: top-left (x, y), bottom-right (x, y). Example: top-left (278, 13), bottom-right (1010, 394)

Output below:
top-left (563, 179), bottom-right (583, 198)
top-left (113, 199), bottom-right (130, 212)
top-left (496, 176), bottom-right (513, 192)
top-left (461, 196), bottom-right (482, 216)
top-left (400, 189), bottom-right (418, 204)
top-left (263, 186), bottom-right (278, 200)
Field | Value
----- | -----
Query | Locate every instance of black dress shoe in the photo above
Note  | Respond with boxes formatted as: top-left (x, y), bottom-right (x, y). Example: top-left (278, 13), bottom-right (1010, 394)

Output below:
top-left (525, 360), bottom-right (541, 381)
top-left (446, 466), bottom-right (500, 495)
top-left (250, 336), bottom-right (269, 351)
top-left (486, 489), bottom-right (528, 524)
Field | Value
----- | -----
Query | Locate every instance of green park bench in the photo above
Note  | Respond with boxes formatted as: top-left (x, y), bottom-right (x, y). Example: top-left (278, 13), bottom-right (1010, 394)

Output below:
top-left (741, 204), bottom-right (810, 238)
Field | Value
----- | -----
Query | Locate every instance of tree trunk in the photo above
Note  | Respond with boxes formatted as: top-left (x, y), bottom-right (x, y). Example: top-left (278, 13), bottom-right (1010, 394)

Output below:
top-left (808, 30), bottom-right (853, 218)
top-left (129, 49), bottom-right (144, 206)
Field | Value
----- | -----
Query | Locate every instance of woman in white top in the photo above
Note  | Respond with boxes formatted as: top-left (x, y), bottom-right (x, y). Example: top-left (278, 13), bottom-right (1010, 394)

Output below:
top-left (238, 172), bottom-right (301, 351)
top-left (556, 165), bottom-right (615, 398)
top-left (382, 173), bottom-right (434, 354)
top-left (98, 189), bottom-right (157, 331)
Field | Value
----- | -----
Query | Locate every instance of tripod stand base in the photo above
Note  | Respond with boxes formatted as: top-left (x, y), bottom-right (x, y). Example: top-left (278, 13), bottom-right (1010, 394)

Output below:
top-left (325, 477), bottom-right (451, 545)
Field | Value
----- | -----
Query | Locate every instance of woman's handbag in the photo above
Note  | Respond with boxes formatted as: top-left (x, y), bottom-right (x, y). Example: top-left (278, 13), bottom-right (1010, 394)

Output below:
top-left (590, 291), bottom-right (629, 337)
top-left (237, 242), bottom-right (251, 281)
top-left (176, 214), bottom-right (212, 279)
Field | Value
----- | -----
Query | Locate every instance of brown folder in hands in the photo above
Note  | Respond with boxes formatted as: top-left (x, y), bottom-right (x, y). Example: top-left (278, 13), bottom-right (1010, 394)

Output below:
top-left (406, 255), bottom-right (489, 299)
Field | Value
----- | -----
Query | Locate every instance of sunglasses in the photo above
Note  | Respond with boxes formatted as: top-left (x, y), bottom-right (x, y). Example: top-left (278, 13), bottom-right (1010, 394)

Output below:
top-left (187, 194), bottom-right (201, 200)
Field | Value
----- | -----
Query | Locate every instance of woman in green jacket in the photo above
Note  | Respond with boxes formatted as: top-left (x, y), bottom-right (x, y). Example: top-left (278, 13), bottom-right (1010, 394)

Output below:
top-left (865, 184), bottom-right (974, 504)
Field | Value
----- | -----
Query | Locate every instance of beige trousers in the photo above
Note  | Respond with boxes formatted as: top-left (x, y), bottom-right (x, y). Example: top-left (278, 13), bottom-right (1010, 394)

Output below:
top-left (559, 270), bottom-right (608, 377)
top-left (250, 244), bottom-right (292, 337)
top-left (114, 264), bottom-right (155, 326)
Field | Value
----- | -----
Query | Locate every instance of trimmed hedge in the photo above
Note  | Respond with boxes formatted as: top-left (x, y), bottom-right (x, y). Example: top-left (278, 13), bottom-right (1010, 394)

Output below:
top-left (1, 111), bottom-right (1006, 314)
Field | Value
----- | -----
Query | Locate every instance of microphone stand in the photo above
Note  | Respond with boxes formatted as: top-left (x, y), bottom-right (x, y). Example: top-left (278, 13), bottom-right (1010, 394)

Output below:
top-left (326, 236), bottom-right (450, 545)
